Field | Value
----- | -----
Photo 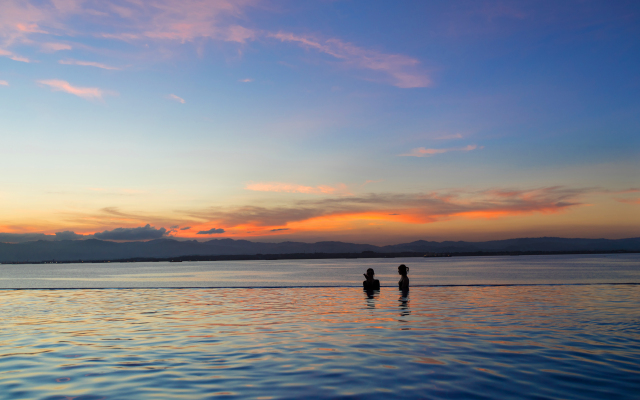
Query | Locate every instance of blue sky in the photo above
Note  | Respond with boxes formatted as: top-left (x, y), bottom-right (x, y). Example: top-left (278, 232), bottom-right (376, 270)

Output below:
top-left (0, 0), bottom-right (638, 244)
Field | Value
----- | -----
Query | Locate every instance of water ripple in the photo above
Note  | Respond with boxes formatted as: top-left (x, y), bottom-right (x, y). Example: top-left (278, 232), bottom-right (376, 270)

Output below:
top-left (1, 285), bottom-right (639, 399)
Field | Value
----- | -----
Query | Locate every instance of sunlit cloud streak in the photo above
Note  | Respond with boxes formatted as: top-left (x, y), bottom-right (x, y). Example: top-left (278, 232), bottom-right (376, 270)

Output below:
top-left (167, 94), bottom-right (186, 103)
top-left (246, 182), bottom-right (350, 195)
top-left (37, 79), bottom-right (112, 100)
top-left (0, 80), bottom-right (8, 86)
top-left (41, 42), bottom-right (71, 52)
top-left (59, 59), bottom-right (120, 70)
top-left (186, 186), bottom-right (590, 231)
top-left (269, 32), bottom-right (430, 88)
top-left (400, 144), bottom-right (479, 157)
top-left (0, 48), bottom-right (31, 62)
top-left (239, 78), bottom-right (253, 83)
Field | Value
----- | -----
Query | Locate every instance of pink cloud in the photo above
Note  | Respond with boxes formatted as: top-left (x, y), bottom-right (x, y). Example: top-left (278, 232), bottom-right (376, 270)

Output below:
top-left (167, 94), bottom-right (185, 103)
top-left (246, 182), bottom-right (351, 195)
top-left (0, 80), bottom-right (8, 86)
top-left (41, 42), bottom-right (72, 52)
top-left (16, 23), bottom-right (48, 34)
top-left (1, 1), bottom-right (429, 90)
top-left (37, 79), bottom-right (110, 100)
top-left (59, 59), bottom-right (120, 70)
top-left (0, 48), bottom-right (31, 62)
top-left (0, 0), bottom-right (258, 52)
top-left (100, 0), bottom-right (257, 43)
top-left (269, 32), bottom-right (431, 88)
top-left (401, 144), bottom-right (479, 157)
top-left (239, 78), bottom-right (253, 83)
top-left (224, 25), bottom-right (256, 43)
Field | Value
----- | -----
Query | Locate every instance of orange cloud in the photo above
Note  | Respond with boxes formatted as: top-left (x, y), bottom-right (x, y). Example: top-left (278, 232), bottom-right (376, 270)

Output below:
top-left (400, 144), bottom-right (479, 157)
top-left (616, 198), bottom-right (640, 205)
top-left (269, 32), bottom-right (431, 88)
top-left (37, 79), bottom-right (111, 100)
top-left (245, 182), bottom-right (350, 195)
top-left (185, 186), bottom-right (588, 234)
top-left (59, 59), bottom-right (120, 70)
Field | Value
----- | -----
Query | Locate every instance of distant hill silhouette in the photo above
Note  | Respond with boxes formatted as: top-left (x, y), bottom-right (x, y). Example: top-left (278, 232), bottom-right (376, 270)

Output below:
top-left (0, 237), bottom-right (639, 263)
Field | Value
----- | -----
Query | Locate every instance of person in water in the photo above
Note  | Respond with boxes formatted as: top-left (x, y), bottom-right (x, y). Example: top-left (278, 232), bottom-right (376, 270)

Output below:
top-left (398, 264), bottom-right (409, 291)
top-left (363, 268), bottom-right (380, 290)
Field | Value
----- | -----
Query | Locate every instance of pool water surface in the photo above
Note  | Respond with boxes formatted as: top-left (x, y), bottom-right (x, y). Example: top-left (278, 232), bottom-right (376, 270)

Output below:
top-left (1, 285), bottom-right (639, 399)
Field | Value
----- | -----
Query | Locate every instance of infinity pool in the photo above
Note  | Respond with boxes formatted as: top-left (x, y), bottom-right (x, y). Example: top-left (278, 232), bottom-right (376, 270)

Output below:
top-left (2, 285), bottom-right (639, 399)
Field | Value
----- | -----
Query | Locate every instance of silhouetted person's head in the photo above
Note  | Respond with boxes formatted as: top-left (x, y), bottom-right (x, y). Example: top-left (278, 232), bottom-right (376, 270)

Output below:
top-left (365, 268), bottom-right (375, 279)
top-left (363, 267), bottom-right (380, 290)
top-left (398, 264), bottom-right (409, 276)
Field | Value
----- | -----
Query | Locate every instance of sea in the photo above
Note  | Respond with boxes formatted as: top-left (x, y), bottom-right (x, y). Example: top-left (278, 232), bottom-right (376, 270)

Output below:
top-left (1, 254), bottom-right (639, 399)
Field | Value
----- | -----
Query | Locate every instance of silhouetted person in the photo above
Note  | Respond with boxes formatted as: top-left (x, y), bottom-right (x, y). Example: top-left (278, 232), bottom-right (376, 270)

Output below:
top-left (398, 264), bottom-right (409, 291)
top-left (363, 268), bottom-right (380, 290)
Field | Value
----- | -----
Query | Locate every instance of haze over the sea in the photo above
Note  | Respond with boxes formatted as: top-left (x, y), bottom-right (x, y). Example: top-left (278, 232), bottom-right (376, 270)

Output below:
top-left (1, 0), bottom-right (638, 245)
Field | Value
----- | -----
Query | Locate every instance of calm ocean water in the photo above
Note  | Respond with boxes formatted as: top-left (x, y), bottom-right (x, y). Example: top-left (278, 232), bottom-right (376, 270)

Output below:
top-left (1, 254), bottom-right (639, 399)
top-left (1, 253), bottom-right (639, 288)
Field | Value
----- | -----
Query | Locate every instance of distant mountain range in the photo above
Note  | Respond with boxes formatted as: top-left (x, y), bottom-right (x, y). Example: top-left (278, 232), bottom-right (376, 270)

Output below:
top-left (1, 237), bottom-right (639, 263)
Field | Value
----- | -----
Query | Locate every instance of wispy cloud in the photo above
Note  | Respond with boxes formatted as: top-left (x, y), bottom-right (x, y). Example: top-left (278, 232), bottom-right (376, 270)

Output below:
top-left (1, 0), bottom-right (258, 39)
top-left (37, 79), bottom-right (111, 100)
top-left (167, 94), bottom-right (185, 104)
top-left (0, 80), bottom-right (8, 86)
top-left (41, 42), bottom-right (71, 52)
top-left (0, 48), bottom-right (31, 62)
top-left (0, 1), bottom-right (430, 89)
top-left (239, 78), bottom-right (253, 83)
top-left (246, 182), bottom-right (351, 195)
top-left (400, 144), bottom-right (479, 157)
top-left (59, 59), bottom-right (120, 70)
top-left (269, 32), bottom-right (430, 88)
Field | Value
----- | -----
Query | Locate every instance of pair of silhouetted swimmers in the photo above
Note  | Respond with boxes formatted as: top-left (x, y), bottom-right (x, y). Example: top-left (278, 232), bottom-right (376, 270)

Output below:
top-left (362, 264), bottom-right (410, 290)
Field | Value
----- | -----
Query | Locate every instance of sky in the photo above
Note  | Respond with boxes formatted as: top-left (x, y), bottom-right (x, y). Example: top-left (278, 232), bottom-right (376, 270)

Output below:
top-left (0, 0), bottom-right (639, 245)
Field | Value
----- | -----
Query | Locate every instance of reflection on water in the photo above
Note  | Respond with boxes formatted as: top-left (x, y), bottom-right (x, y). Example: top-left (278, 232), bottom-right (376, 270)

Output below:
top-left (1, 285), bottom-right (639, 399)
top-left (398, 290), bottom-right (410, 320)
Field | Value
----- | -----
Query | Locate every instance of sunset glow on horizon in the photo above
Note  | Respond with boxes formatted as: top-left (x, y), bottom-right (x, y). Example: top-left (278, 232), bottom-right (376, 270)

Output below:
top-left (0, 0), bottom-right (638, 245)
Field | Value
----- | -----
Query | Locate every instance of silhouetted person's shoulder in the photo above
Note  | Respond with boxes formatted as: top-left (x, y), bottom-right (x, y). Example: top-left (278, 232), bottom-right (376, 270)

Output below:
top-left (363, 279), bottom-right (380, 290)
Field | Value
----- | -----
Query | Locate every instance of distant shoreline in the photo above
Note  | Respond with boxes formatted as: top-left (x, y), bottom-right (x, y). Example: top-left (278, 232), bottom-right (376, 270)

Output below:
top-left (1, 249), bottom-right (637, 265)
